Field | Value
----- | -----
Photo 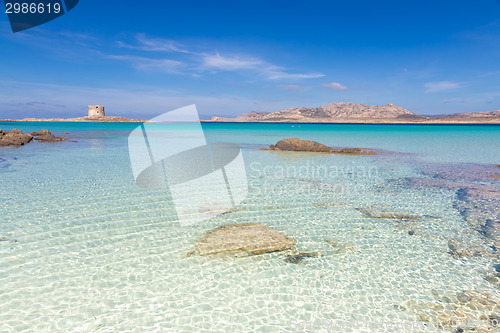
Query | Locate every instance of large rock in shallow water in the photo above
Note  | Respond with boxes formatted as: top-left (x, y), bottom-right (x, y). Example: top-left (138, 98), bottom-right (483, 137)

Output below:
top-left (267, 138), bottom-right (376, 155)
top-left (0, 128), bottom-right (67, 146)
top-left (196, 223), bottom-right (295, 256)
top-left (271, 137), bottom-right (333, 152)
top-left (0, 128), bottom-right (33, 146)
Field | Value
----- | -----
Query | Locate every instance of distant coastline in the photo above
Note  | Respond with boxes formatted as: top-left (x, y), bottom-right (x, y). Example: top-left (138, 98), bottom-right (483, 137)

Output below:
top-left (203, 117), bottom-right (500, 124)
top-left (3, 101), bottom-right (500, 124)
top-left (3, 116), bottom-right (499, 124)
top-left (209, 102), bottom-right (500, 124)
top-left (0, 116), bottom-right (146, 123)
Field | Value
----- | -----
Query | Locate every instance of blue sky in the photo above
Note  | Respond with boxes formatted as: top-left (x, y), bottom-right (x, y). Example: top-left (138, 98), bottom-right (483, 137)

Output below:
top-left (1, 0), bottom-right (500, 119)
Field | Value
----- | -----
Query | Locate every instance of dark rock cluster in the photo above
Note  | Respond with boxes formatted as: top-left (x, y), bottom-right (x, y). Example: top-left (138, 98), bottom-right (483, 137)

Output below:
top-left (0, 128), bottom-right (67, 146)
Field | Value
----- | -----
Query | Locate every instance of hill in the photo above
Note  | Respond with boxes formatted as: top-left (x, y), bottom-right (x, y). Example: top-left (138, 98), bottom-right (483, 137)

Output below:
top-left (211, 103), bottom-right (500, 123)
top-left (212, 103), bottom-right (424, 122)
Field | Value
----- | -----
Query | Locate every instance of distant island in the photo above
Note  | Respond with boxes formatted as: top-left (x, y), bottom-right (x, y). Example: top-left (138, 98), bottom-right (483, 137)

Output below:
top-left (209, 103), bottom-right (500, 124)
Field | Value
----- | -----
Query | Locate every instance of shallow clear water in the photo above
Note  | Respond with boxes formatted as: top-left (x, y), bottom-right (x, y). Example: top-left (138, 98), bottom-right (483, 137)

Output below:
top-left (0, 122), bottom-right (499, 332)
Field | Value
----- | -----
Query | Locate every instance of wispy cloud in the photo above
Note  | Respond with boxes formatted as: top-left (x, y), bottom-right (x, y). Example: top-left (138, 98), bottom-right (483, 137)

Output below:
top-left (424, 81), bottom-right (462, 92)
top-left (117, 34), bottom-right (189, 53)
top-left (113, 34), bottom-right (324, 80)
top-left (322, 82), bottom-right (348, 90)
top-left (201, 53), bottom-right (263, 70)
top-left (264, 65), bottom-right (325, 80)
top-left (108, 55), bottom-right (183, 73)
top-left (280, 85), bottom-right (305, 91)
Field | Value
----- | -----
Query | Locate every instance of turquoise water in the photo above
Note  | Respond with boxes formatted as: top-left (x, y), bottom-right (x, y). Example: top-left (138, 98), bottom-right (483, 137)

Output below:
top-left (0, 122), bottom-right (499, 332)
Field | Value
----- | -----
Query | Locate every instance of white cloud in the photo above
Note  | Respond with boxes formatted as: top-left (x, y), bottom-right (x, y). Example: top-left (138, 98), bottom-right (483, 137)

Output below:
top-left (201, 53), bottom-right (263, 71)
top-left (322, 82), bottom-right (348, 91)
top-left (424, 81), bottom-right (462, 92)
top-left (200, 53), bottom-right (324, 80)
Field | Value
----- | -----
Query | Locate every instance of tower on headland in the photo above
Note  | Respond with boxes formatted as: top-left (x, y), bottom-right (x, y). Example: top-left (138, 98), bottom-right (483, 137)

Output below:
top-left (88, 105), bottom-right (105, 118)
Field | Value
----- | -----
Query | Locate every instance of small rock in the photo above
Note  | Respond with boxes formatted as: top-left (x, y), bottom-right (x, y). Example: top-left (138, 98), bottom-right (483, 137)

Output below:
top-left (456, 292), bottom-right (472, 304)
top-left (408, 230), bottom-right (415, 235)
top-left (30, 129), bottom-right (51, 136)
top-left (34, 134), bottom-right (68, 143)
top-left (284, 252), bottom-right (319, 264)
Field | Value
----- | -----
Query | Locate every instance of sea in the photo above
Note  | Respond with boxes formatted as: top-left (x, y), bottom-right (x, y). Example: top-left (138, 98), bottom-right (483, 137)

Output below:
top-left (0, 121), bottom-right (499, 332)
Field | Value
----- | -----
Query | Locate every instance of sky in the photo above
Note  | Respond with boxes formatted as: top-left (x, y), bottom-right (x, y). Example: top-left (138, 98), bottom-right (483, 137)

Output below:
top-left (1, 0), bottom-right (500, 119)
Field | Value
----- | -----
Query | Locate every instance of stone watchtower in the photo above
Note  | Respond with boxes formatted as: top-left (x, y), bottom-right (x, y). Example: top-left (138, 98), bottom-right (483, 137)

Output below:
top-left (88, 105), bottom-right (105, 118)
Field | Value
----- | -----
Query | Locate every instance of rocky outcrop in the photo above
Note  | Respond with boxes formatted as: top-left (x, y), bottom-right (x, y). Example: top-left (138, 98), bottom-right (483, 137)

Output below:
top-left (269, 137), bottom-right (333, 152)
top-left (0, 129), bottom-right (33, 146)
top-left (195, 223), bottom-right (295, 257)
top-left (0, 128), bottom-right (67, 146)
top-left (265, 138), bottom-right (377, 155)
top-left (31, 129), bottom-right (67, 143)
top-left (30, 129), bottom-right (51, 136)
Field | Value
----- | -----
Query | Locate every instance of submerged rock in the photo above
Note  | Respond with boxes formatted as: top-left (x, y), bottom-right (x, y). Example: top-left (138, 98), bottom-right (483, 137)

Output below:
top-left (265, 138), bottom-right (376, 155)
top-left (284, 252), bottom-right (320, 264)
top-left (455, 188), bottom-right (500, 238)
top-left (447, 238), bottom-right (494, 259)
top-left (405, 290), bottom-right (500, 331)
top-left (395, 174), bottom-right (500, 259)
top-left (356, 206), bottom-right (421, 220)
top-left (424, 163), bottom-right (500, 183)
top-left (324, 239), bottom-right (355, 253)
top-left (195, 223), bottom-right (295, 257)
